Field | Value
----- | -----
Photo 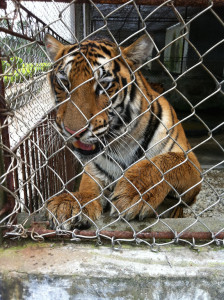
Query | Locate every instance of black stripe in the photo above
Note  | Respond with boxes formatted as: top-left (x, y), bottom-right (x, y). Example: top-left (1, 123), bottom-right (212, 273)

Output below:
top-left (162, 127), bottom-right (175, 150)
top-left (84, 66), bottom-right (91, 75)
top-left (162, 103), bottom-right (175, 150)
top-left (110, 91), bottom-right (118, 104)
top-left (142, 101), bottom-right (162, 150)
top-left (94, 61), bottom-right (101, 67)
top-left (94, 162), bottom-right (115, 182)
top-left (68, 45), bottom-right (78, 53)
top-left (61, 50), bottom-right (65, 57)
top-left (87, 42), bottom-right (100, 49)
top-left (121, 77), bottom-right (128, 101)
top-left (114, 77), bottom-right (120, 84)
top-left (113, 60), bottom-right (120, 74)
top-left (135, 101), bottom-right (162, 159)
top-left (112, 78), bottom-right (127, 111)
top-left (122, 104), bottom-right (132, 124)
top-left (101, 45), bottom-right (111, 56)
top-left (95, 85), bottom-right (101, 96)
top-left (168, 131), bottom-right (179, 152)
top-left (130, 82), bottom-right (137, 102)
top-left (110, 117), bottom-right (124, 131)
top-left (90, 53), bottom-right (105, 59)
top-left (101, 41), bottom-right (114, 47)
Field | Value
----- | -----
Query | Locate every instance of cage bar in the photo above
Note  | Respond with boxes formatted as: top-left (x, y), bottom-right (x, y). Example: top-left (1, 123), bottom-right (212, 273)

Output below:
top-left (16, 0), bottom-right (224, 7)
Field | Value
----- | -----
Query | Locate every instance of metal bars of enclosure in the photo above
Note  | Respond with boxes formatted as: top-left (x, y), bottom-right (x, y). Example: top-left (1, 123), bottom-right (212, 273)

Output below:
top-left (0, 2), bottom-right (69, 44)
top-left (0, 0), bottom-right (224, 249)
top-left (7, 0), bottom-right (224, 7)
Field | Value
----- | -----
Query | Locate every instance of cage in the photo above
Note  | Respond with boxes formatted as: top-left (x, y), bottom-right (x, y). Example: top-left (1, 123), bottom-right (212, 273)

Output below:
top-left (0, 0), bottom-right (223, 248)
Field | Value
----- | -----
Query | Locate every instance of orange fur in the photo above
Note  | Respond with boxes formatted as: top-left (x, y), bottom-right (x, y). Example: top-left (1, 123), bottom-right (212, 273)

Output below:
top-left (45, 34), bottom-right (201, 229)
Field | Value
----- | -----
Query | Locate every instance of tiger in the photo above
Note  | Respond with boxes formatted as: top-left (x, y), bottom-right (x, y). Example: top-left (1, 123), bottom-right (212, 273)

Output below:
top-left (45, 33), bottom-right (201, 230)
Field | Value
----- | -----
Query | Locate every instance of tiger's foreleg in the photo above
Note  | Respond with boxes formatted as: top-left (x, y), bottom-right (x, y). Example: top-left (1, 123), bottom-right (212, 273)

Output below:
top-left (46, 168), bottom-right (102, 230)
top-left (110, 152), bottom-right (201, 220)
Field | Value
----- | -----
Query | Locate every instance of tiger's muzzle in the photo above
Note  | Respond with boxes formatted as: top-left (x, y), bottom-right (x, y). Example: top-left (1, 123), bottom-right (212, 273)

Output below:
top-left (64, 125), bottom-right (107, 157)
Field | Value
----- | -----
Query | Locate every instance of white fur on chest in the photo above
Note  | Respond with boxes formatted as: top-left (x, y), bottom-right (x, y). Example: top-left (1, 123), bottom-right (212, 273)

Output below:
top-left (90, 140), bottom-right (139, 185)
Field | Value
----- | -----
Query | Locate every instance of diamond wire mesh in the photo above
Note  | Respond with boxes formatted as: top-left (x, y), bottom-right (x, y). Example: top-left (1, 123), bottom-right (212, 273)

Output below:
top-left (0, 0), bottom-right (224, 249)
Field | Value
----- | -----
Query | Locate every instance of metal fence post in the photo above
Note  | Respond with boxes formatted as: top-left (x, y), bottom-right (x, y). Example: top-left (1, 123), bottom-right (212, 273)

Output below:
top-left (84, 3), bottom-right (91, 38)
top-left (0, 51), bottom-right (15, 227)
top-left (74, 2), bottom-right (91, 40)
top-left (0, 55), bottom-right (6, 244)
top-left (75, 3), bottom-right (84, 40)
top-left (0, 134), bottom-right (4, 245)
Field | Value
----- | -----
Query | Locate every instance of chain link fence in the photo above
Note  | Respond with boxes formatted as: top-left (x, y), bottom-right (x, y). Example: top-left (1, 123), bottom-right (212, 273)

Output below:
top-left (0, 0), bottom-right (223, 249)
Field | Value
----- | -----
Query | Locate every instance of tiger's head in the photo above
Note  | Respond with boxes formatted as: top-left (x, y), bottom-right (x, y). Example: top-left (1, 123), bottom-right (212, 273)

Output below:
top-left (45, 34), bottom-right (154, 159)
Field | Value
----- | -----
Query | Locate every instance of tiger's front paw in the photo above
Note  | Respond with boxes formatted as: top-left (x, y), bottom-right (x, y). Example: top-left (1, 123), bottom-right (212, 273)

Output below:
top-left (46, 192), bottom-right (102, 230)
top-left (110, 177), bottom-right (157, 221)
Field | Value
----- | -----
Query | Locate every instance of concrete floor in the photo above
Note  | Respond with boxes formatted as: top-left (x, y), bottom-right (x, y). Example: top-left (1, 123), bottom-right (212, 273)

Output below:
top-left (0, 242), bottom-right (224, 300)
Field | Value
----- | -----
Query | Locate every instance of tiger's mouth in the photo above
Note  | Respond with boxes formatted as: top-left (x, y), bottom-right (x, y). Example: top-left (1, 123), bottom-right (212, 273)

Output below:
top-left (72, 140), bottom-right (101, 156)
top-left (63, 125), bottom-right (104, 156)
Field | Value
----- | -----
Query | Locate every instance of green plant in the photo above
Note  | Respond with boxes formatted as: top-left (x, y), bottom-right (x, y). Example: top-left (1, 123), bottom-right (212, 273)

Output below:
top-left (10, 56), bottom-right (23, 69)
top-left (1, 60), bottom-right (10, 73)
top-left (2, 59), bottom-right (51, 86)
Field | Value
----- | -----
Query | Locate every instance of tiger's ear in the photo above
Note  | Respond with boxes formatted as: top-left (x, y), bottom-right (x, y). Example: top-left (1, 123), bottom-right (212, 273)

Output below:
top-left (122, 34), bottom-right (154, 67)
top-left (45, 34), bottom-right (64, 61)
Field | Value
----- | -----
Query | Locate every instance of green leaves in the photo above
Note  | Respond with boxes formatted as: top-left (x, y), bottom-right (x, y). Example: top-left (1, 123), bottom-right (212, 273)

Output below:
top-left (1, 57), bottom-right (51, 86)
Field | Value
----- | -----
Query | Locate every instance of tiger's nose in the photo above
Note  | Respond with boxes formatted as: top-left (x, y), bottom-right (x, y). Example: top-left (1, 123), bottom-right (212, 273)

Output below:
top-left (65, 126), bottom-right (87, 138)
top-left (92, 116), bottom-right (107, 128)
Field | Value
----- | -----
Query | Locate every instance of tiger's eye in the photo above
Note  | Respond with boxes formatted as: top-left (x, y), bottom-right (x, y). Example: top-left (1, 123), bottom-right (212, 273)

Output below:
top-left (56, 71), bottom-right (70, 90)
top-left (96, 81), bottom-right (113, 95)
